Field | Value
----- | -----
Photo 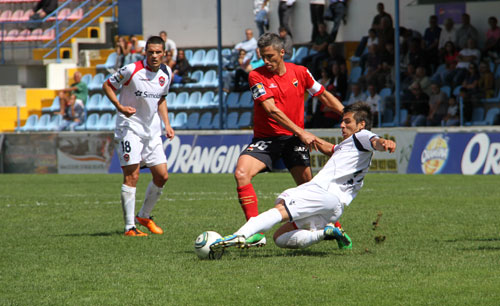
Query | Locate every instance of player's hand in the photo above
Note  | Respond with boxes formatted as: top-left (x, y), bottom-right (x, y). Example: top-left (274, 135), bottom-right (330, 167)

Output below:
top-left (298, 130), bottom-right (319, 151)
top-left (380, 139), bottom-right (396, 153)
top-left (119, 105), bottom-right (136, 117)
top-left (165, 125), bottom-right (175, 140)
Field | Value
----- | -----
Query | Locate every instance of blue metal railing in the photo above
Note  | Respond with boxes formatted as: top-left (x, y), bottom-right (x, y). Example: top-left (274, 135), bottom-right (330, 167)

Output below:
top-left (0, 0), bottom-right (117, 64)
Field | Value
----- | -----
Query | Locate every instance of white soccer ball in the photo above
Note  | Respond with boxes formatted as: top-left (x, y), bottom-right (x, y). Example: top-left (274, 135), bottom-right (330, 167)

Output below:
top-left (194, 231), bottom-right (224, 260)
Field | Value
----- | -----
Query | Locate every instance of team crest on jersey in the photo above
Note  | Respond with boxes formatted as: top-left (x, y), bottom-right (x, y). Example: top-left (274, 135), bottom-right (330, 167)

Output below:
top-left (292, 78), bottom-right (298, 87)
top-left (159, 76), bottom-right (165, 87)
top-left (251, 82), bottom-right (266, 99)
top-left (123, 154), bottom-right (130, 162)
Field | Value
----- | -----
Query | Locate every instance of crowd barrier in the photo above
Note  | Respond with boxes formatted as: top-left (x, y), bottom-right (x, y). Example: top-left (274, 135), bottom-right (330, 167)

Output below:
top-left (1, 127), bottom-right (499, 175)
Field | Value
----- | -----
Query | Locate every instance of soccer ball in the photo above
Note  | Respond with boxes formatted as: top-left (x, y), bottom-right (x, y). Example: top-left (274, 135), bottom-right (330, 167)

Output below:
top-left (194, 231), bottom-right (224, 260)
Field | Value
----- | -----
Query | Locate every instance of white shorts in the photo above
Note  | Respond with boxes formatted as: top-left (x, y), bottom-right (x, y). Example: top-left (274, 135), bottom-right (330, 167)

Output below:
top-left (114, 128), bottom-right (167, 167)
top-left (276, 181), bottom-right (344, 231)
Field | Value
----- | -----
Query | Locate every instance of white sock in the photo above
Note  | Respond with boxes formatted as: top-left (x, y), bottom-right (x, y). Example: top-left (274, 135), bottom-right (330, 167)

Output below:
top-left (235, 208), bottom-right (282, 238)
top-left (121, 184), bottom-right (136, 231)
top-left (138, 181), bottom-right (163, 219)
top-left (275, 229), bottom-right (324, 249)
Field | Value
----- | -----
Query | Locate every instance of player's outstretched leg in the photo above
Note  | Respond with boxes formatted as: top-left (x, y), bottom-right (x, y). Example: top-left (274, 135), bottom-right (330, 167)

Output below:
top-left (324, 223), bottom-right (352, 249)
top-left (245, 233), bottom-right (267, 248)
top-left (210, 234), bottom-right (247, 250)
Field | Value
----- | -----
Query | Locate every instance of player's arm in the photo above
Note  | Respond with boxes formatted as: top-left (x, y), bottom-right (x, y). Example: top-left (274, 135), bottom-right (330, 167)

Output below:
top-left (315, 138), bottom-right (335, 157)
top-left (371, 137), bottom-right (396, 153)
top-left (260, 98), bottom-right (320, 150)
top-left (317, 90), bottom-right (344, 115)
top-left (102, 81), bottom-right (136, 117)
top-left (158, 96), bottom-right (174, 140)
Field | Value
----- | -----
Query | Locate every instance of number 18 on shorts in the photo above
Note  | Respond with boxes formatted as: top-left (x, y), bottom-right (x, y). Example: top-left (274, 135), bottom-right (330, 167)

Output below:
top-left (115, 130), bottom-right (167, 167)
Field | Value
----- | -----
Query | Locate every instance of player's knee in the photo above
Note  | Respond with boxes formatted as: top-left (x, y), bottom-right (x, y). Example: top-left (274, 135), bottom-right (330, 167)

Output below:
top-left (153, 172), bottom-right (168, 187)
top-left (273, 233), bottom-right (287, 248)
top-left (274, 233), bottom-right (301, 249)
top-left (234, 167), bottom-right (250, 185)
top-left (124, 173), bottom-right (139, 186)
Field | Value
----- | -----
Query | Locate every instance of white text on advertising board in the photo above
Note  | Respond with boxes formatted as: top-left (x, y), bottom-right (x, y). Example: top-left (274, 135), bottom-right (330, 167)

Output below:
top-left (461, 133), bottom-right (500, 175)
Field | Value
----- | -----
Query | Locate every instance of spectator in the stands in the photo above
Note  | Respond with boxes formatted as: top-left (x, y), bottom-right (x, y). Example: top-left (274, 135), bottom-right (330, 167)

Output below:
top-left (432, 41), bottom-right (458, 86)
top-left (456, 13), bottom-right (479, 50)
top-left (159, 31), bottom-right (177, 61)
top-left (403, 82), bottom-right (429, 127)
top-left (163, 50), bottom-right (176, 69)
top-left (254, 0), bottom-right (270, 37)
top-left (230, 28), bottom-right (258, 67)
top-left (359, 44), bottom-right (380, 89)
top-left (478, 61), bottom-right (495, 99)
top-left (461, 63), bottom-right (480, 97)
top-left (58, 94), bottom-right (85, 131)
top-left (327, 62), bottom-right (347, 100)
top-left (371, 2), bottom-right (393, 31)
top-left (309, 0), bottom-right (325, 42)
top-left (401, 37), bottom-right (427, 73)
top-left (426, 83), bottom-right (448, 126)
top-left (327, 0), bottom-right (348, 42)
top-left (307, 68), bottom-right (337, 128)
top-left (376, 16), bottom-right (394, 53)
top-left (322, 43), bottom-right (346, 76)
top-left (458, 87), bottom-right (473, 122)
top-left (401, 63), bottom-right (417, 90)
top-left (278, 26), bottom-right (293, 61)
top-left (453, 38), bottom-right (481, 87)
top-left (413, 66), bottom-right (431, 96)
top-left (345, 82), bottom-right (367, 106)
top-left (367, 28), bottom-right (379, 49)
top-left (301, 23), bottom-right (332, 74)
top-left (438, 18), bottom-right (457, 52)
top-left (483, 16), bottom-right (500, 59)
top-left (30, 0), bottom-right (58, 20)
top-left (57, 71), bottom-right (88, 115)
top-left (172, 49), bottom-right (192, 84)
top-left (443, 95), bottom-right (460, 126)
top-left (233, 48), bottom-right (265, 92)
top-left (366, 83), bottom-right (382, 126)
top-left (129, 35), bottom-right (145, 62)
top-left (278, 0), bottom-right (296, 37)
top-left (423, 15), bottom-right (441, 70)
top-left (115, 36), bottom-right (131, 69)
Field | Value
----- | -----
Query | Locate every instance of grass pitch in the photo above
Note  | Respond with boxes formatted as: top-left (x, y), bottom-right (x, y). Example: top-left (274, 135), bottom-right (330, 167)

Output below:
top-left (1, 173), bottom-right (500, 305)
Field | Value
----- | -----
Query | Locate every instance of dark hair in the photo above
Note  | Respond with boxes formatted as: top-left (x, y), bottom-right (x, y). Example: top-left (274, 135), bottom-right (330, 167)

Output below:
top-left (159, 31), bottom-right (167, 36)
top-left (257, 33), bottom-right (284, 52)
top-left (146, 36), bottom-right (165, 51)
top-left (344, 102), bottom-right (373, 130)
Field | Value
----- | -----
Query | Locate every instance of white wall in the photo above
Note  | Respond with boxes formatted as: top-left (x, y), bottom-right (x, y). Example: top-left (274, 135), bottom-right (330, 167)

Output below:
top-left (142, 0), bottom-right (500, 48)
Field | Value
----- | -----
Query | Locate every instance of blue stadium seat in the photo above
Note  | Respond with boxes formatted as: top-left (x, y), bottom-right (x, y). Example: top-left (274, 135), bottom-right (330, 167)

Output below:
top-left (381, 108), bottom-right (394, 127)
top-left (106, 113), bottom-right (117, 130)
top-left (186, 112), bottom-right (200, 129)
top-left (171, 92), bottom-right (189, 110)
top-left (203, 49), bottom-right (218, 66)
top-left (212, 92), bottom-right (227, 108)
top-left (200, 70), bottom-right (218, 88)
top-left (292, 46), bottom-right (309, 64)
top-left (237, 111), bottom-right (252, 128)
top-left (440, 86), bottom-right (451, 97)
top-left (226, 92), bottom-right (241, 109)
top-left (96, 52), bottom-right (117, 69)
top-left (17, 114), bottom-right (38, 132)
top-left (198, 112), bottom-right (213, 129)
top-left (184, 49), bottom-right (193, 61)
top-left (239, 91), bottom-right (253, 108)
top-left (85, 113), bottom-right (100, 130)
top-left (465, 107), bottom-right (485, 126)
top-left (88, 73), bottom-right (105, 91)
top-left (452, 85), bottom-right (462, 96)
top-left (185, 70), bottom-right (204, 88)
top-left (349, 66), bottom-right (362, 84)
top-left (34, 114), bottom-right (51, 131)
top-left (95, 113), bottom-right (112, 131)
top-left (189, 49), bottom-right (206, 66)
top-left (46, 114), bottom-right (62, 131)
top-left (210, 112), bottom-right (221, 129)
top-left (482, 90), bottom-right (500, 103)
top-left (198, 91), bottom-right (215, 109)
top-left (186, 91), bottom-right (202, 109)
top-left (166, 92), bottom-right (176, 108)
top-left (42, 96), bottom-right (60, 113)
top-left (99, 95), bottom-right (115, 112)
top-left (81, 73), bottom-right (92, 86)
top-left (167, 112), bottom-right (174, 126)
top-left (171, 112), bottom-right (188, 129)
top-left (226, 112), bottom-right (239, 129)
top-left (86, 93), bottom-right (102, 112)
top-left (472, 107), bottom-right (498, 126)
top-left (379, 88), bottom-right (392, 99)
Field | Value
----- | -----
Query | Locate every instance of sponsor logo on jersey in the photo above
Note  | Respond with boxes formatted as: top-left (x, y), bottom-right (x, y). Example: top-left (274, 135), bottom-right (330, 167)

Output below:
top-left (139, 78), bottom-right (151, 81)
top-left (421, 134), bottom-right (449, 174)
top-left (123, 153), bottom-right (130, 162)
top-left (292, 78), bottom-right (298, 87)
top-left (269, 83), bottom-right (278, 88)
top-left (134, 90), bottom-right (162, 99)
top-left (251, 82), bottom-right (266, 99)
top-left (135, 90), bottom-right (143, 97)
top-left (159, 76), bottom-right (165, 87)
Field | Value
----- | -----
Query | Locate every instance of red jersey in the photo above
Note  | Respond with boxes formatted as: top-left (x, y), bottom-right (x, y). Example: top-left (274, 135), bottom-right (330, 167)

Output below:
top-left (249, 62), bottom-right (324, 138)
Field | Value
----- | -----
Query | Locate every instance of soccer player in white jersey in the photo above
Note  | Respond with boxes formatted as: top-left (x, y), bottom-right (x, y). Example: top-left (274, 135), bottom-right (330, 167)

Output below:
top-left (102, 36), bottom-right (174, 237)
top-left (211, 102), bottom-right (396, 250)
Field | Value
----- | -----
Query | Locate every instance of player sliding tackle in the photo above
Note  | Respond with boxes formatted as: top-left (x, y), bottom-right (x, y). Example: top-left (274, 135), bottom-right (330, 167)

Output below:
top-left (211, 102), bottom-right (396, 251)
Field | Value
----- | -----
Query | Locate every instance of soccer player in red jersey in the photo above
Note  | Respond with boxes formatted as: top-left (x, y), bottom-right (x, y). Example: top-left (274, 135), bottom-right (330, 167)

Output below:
top-left (234, 33), bottom-right (346, 247)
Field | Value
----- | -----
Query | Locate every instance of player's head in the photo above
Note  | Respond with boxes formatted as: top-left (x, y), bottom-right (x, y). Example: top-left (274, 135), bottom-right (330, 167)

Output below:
top-left (73, 71), bottom-right (82, 83)
top-left (341, 102), bottom-right (372, 139)
top-left (145, 36), bottom-right (165, 70)
top-left (258, 33), bottom-right (285, 74)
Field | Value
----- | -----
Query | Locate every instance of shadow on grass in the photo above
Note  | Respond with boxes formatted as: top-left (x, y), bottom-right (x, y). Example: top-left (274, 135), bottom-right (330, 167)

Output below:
top-left (59, 231), bottom-right (123, 237)
top-left (182, 249), bottom-right (349, 258)
top-left (444, 237), bottom-right (500, 243)
top-left (458, 246), bottom-right (500, 251)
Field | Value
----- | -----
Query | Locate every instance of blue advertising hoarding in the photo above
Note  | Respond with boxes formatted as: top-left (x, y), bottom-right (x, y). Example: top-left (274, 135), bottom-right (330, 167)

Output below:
top-left (408, 132), bottom-right (500, 175)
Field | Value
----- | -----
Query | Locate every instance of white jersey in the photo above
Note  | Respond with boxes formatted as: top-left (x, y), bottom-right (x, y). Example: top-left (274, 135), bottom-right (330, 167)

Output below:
top-left (311, 129), bottom-right (378, 206)
top-left (107, 60), bottom-right (172, 139)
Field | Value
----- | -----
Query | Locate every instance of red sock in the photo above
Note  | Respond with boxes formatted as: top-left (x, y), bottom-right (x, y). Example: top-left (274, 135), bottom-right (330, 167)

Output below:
top-left (237, 183), bottom-right (258, 220)
top-left (335, 221), bottom-right (342, 228)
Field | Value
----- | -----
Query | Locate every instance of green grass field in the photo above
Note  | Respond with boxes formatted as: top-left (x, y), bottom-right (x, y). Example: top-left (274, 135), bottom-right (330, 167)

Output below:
top-left (1, 173), bottom-right (500, 305)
